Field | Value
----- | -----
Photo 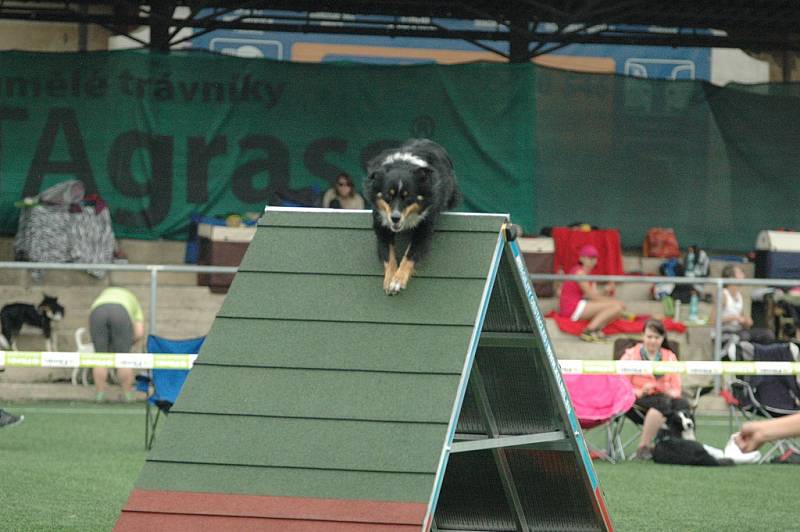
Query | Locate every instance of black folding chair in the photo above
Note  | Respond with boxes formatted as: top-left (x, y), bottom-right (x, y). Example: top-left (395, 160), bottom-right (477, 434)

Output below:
top-left (725, 342), bottom-right (800, 463)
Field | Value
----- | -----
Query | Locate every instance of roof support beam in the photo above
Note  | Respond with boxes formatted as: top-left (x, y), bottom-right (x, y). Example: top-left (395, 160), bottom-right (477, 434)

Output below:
top-left (149, 1), bottom-right (175, 52)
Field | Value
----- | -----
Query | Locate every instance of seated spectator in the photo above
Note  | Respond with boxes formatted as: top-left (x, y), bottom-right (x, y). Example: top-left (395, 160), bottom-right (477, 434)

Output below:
top-left (711, 265), bottom-right (774, 344)
top-left (89, 287), bottom-right (145, 402)
top-left (322, 172), bottom-right (365, 209)
top-left (558, 244), bottom-right (625, 342)
top-left (620, 319), bottom-right (689, 460)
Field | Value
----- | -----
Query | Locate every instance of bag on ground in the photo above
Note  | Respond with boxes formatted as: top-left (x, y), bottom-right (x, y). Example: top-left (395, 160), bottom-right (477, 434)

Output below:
top-left (643, 228), bottom-right (680, 258)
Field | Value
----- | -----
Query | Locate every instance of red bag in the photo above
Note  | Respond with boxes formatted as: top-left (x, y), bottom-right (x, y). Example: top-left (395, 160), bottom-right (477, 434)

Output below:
top-left (643, 228), bottom-right (680, 258)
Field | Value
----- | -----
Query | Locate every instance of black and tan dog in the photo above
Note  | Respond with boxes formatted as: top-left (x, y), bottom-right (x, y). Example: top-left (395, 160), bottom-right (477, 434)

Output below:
top-left (363, 138), bottom-right (460, 295)
top-left (0, 295), bottom-right (64, 351)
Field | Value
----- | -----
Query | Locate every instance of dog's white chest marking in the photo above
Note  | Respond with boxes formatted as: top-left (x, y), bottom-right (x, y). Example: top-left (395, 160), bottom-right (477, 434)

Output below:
top-left (382, 152), bottom-right (428, 168)
top-left (402, 210), bottom-right (426, 228)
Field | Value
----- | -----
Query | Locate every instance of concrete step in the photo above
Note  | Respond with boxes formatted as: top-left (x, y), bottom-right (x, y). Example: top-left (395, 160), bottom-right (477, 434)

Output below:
top-left (620, 256), bottom-right (665, 274)
top-left (116, 238), bottom-right (187, 265)
top-left (537, 296), bottom-right (715, 321)
top-left (0, 236), bottom-right (194, 265)
top-left (622, 253), bottom-right (753, 277)
top-left (613, 281), bottom-right (655, 300)
top-left (0, 367), bottom-right (74, 385)
top-left (0, 264), bottom-right (209, 288)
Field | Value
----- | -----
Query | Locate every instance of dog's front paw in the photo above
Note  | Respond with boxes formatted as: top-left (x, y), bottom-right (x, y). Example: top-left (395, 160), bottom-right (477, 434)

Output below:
top-left (385, 277), bottom-right (407, 295)
top-left (385, 258), bottom-right (415, 296)
top-left (383, 268), bottom-right (397, 293)
top-left (385, 270), bottom-right (412, 295)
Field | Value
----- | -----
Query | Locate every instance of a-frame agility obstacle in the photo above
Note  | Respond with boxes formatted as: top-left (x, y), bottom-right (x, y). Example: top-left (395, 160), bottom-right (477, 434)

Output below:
top-left (117, 207), bottom-right (613, 531)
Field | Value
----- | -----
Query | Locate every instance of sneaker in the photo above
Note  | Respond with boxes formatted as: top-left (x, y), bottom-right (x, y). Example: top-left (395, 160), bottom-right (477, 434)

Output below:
top-left (0, 409), bottom-right (24, 429)
top-left (95, 392), bottom-right (106, 403)
top-left (580, 330), bottom-right (606, 343)
top-left (124, 391), bottom-right (136, 403)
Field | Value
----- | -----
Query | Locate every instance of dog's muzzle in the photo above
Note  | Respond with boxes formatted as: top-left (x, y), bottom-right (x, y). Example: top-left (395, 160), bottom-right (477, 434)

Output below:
top-left (390, 211), bottom-right (403, 232)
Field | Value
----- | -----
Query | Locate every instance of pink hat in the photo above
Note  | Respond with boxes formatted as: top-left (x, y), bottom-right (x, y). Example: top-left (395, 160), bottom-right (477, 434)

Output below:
top-left (579, 244), bottom-right (599, 258)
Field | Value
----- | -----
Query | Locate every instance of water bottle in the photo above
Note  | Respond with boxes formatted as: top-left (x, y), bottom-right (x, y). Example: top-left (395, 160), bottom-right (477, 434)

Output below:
top-left (686, 250), bottom-right (696, 277)
top-left (674, 299), bottom-right (681, 320)
top-left (689, 292), bottom-right (699, 322)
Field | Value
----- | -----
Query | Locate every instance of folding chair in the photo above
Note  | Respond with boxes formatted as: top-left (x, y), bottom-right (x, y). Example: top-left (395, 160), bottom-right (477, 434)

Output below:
top-left (564, 373), bottom-right (636, 462)
top-left (137, 334), bottom-right (205, 450)
top-left (724, 341), bottom-right (800, 463)
top-left (610, 337), bottom-right (700, 457)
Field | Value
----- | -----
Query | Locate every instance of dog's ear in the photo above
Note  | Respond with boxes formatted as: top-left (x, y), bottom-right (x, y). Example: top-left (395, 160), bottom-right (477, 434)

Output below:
top-left (413, 166), bottom-right (433, 182)
top-left (364, 171), bottom-right (383, 196)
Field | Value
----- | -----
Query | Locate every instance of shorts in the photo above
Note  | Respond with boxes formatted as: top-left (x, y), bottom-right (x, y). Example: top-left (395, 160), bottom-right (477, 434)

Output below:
top-left (570, 299), bottom-right (587, 321)
top-left (628, 393), bottom-right (690, 420)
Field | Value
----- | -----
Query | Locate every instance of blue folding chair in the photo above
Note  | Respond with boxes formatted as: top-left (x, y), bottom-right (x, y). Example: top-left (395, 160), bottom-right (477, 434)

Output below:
top-left (137, 334), bottom-right (205, 450)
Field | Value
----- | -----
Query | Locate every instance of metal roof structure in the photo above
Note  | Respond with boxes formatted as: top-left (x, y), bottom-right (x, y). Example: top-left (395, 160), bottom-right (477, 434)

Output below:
top-left (2, 1), bottom-right (799, 57)
top-left (116, 207), bottom-right (611, 531)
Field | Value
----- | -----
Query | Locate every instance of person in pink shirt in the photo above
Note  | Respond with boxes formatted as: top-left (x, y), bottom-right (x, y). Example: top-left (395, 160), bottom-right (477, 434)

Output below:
top-left (558, 244), bottom-right (625, 342)
top-left (620, 319), bottom-right (689, 459)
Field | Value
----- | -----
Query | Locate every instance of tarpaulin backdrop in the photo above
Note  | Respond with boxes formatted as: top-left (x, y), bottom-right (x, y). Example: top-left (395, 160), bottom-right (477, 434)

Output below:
top-left (534, 70), bottom-right (800, 252)
top-left (0, 49), bottom-right (535, 240)
top-left (0, 49), bottom-right (797, 251)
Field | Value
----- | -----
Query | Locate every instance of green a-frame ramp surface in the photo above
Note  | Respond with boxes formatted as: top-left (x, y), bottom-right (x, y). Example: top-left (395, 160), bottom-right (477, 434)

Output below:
top-left (117, 207), bottom-right (612, 531)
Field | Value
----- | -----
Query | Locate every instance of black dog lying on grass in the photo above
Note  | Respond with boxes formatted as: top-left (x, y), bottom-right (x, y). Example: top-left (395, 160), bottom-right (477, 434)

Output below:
top-left (363, 138), bottom-right (460, 295)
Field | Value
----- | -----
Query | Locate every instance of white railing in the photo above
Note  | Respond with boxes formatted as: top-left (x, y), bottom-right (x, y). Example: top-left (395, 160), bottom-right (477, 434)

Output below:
top-left (0, 261), bottom-right (237, 335)
top-left (0, 261), bottom-right (796, 361)
top-left (529, 273), bottom-right (798, 360)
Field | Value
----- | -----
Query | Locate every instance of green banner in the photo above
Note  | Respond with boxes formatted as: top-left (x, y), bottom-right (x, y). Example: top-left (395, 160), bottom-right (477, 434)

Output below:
top-left (1, 50), bottom-right (797, 251)
top-left (0, 50), bottom-right (536, 240)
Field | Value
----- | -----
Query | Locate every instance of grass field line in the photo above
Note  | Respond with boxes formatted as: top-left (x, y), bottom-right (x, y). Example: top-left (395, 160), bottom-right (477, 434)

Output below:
top-left (14, 406), bottom-right (143, 415)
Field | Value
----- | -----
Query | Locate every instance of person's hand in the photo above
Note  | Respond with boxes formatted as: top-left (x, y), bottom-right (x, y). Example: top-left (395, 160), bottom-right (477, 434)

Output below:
top-left (735, 423), bottom-right (766, 453)
top-left (604, 282), bottom-right (616, 297)
top-left (741, 315), bottom-right (753, 328)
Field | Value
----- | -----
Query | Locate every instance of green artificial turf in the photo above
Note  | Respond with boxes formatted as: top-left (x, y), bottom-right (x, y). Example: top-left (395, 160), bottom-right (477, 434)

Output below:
top-left (587, 416), bottom-right (799, 532)
top-left (0, 403), bottom-right (797, 531)
top-left (0, 402), bottom-right (145, 532)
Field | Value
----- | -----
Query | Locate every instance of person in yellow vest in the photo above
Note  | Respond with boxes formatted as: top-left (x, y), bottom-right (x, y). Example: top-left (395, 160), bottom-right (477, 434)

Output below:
top-left (89, 287), bottom-right (144, 402)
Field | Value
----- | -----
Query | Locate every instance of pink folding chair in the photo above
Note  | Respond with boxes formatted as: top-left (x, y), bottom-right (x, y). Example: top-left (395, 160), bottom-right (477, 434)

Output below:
top-left (564, 374), bottom-right (636, 462)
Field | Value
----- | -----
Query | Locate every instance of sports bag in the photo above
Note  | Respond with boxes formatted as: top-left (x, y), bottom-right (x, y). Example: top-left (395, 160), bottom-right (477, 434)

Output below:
top-left (643, 228), bottom-right (680, 258)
